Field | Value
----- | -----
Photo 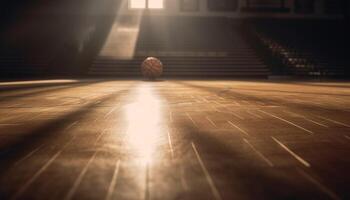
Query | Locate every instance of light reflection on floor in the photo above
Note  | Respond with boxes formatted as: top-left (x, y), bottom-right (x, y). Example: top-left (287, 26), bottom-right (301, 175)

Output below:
top-left (1, 80), bottom-right (350, 199)
top-left (124, 83), bottom-right (164, 166)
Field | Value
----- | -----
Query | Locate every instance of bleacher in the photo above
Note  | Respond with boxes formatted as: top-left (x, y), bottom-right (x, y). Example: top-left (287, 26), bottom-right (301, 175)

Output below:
top-left (89, 17), bottom-right (269, 78)
top-left (250, 20), bottom-right (348, 77)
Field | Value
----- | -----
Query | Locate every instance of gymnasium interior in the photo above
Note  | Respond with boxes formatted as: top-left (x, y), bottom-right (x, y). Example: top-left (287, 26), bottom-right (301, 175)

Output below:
top-left (0, 0), bottom-right (349, 199)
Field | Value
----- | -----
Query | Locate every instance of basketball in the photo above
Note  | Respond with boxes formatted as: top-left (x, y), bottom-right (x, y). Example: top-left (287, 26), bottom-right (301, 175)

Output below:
top-left (141, 57), bottom-right (163, 79)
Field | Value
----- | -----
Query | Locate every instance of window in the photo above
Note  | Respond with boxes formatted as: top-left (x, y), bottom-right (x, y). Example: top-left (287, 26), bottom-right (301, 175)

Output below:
top-left (129, 0), bottom-right (164, 9)
top-left (148, 0), bottom-right (164, 9)
top-left (130, 0), bottom-right (146, 9)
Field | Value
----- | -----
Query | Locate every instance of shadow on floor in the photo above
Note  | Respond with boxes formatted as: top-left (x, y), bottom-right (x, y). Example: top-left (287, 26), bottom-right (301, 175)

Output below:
top-left (181, 123), bottom-right (335, 199)
top-left (174, 81), bottom-right (349, 115)
top-left (0, 85), bottom-right (130, 173)
top-left (0, 79), bottom-right (107, 103)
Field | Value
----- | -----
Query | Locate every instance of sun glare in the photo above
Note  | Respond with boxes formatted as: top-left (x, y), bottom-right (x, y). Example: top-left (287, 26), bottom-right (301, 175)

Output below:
top-left (130, 0), bottom-right (164, 9)
top-left (124, 84), bottom-right (164, 165)
top-left (148, 0), bottom-right (164, 9)
top-left (130, 0), bottom-right (146, 9)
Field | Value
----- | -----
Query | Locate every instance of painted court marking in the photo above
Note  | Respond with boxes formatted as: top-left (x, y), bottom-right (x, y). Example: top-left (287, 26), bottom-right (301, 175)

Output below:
top-left (186, 112), bottom-right (197, 127)
top-left (206, 116), bottom-right (217, 128)
top-left (105, 160), bottom-right (121, 200)
top-left (0, 123), bottom-right (22, 126)
top-left (169, 111), bottom-right (173, 123)
top-left (11, 137), bottom-right (76, 200)
top-left (167, 129), bottom-right (175, 158)
top-left (13, 144), bottom-right (44, 166)
top-left (104, 105), bottom-right (120, 119)
top-left (316, 116), bottom-right (350, 128)
top-left (65, 129), bottom-right (107, 200)
top-left (227, 120), bottom-right (249, 136)
top-left (297, 169), bottom-right (340, 200)
top-left (272, 137), bottom-right (310, 168)
top-left (191, 142), bottom-right (222, 200)
top-left (231, 112), bottom-right (244, 120)
top-left (246, 110), bottom-right (262, 119)
top-left (244, 139), bottom-right (274, 167)
top-left (64, 121), bottom-right (79, 131)
top-left (258, 110), bottom-right (313, 134)
top-left (105, 125), bottom-right (132, 200)
top-left (64, 150), bottom-right (100, 200)
top-left (284, 111), bottom-right (328, 128)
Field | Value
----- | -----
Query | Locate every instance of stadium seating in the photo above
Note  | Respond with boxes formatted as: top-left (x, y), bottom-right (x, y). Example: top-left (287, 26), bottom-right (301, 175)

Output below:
top-left (89, 17), bottom-right (269, 77)
top-left (250, 20), bottom-right (348, 77)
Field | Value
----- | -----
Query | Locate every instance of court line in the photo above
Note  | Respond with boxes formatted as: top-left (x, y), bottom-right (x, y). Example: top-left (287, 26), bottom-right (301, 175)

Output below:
top-left (206, 116), bottom-right (217, 128)
top-left (283, 111), bottom-right (328, 128)
top-left (242, 100), bottom-right (252, 106)
top-left (28, 107), bottom-right (56, 121)
top-left (105, 160), bottom-right (121, 200)
top-left (297, 169), bottom-right (340, 200)
top-left (167, 129), bottom-right (175, 159)
top-left (201, 97), bottom-right (209, 103)
top-left (0, 123), bottom-right (22, 126)
top-left (64, 121), bottom-right (79, 131)
top-left (11, 137), bottom-right (75, 200)
top-left (227, 120), bottom-right (249, 136)
top-left (244, 139), bottom-right (274, 167)
top-left (38, 93), bottom-right (106, 122)
top-left (9, 103), bottom-right (23, 107)
top-left (104, 124), bottom-right (132, 200)
top-left (316, 116), bottom-right (350, 128)
top-left (271, 137), bottom-right (311, 168)
top-left (64, 129), bottom-right (108, 200)
top-left (191, 142), bottom-right (222, 200)
top-left (246, 110), bottom-right (263, 119)
top-left (169, 111), bottom-right (173, 123)
top-left (256, 102), bottom-right (266, 106)
top-left (258, 110), bottom-right (313, 134)
top-left (94, 129), bottom-right (107, 146)
top-left (186, 112), bottom-right (197, 127)
top-left (64, 150), bottom-right (99, 200)
top-left (231, 112), bottom-right (244, 120)
top-left (303, 118), bottom-right (329, 128)
top-left (104, 105), bottom-right (120, 119)
top-left (13, 144), bottom-right (44, 167)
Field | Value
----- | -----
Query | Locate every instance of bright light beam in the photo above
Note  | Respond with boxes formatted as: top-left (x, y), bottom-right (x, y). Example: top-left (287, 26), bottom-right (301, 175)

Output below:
top-left (124, 84), bottom-right (164, 165)
top-left (130, 0), bottom-right (146, 9)
top-left (99, 0), bottom-right (143, 59)
top-left (148, 0), bottom-right (164, 9)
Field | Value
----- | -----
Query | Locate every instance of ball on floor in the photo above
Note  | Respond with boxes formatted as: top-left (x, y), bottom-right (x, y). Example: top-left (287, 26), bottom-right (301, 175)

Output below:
top-left (141, 57), bottom-right (163, 80)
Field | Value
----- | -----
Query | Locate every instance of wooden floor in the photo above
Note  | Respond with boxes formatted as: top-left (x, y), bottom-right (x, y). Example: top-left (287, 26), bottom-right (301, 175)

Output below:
top-left (0, 79), bottom-right (349, 200)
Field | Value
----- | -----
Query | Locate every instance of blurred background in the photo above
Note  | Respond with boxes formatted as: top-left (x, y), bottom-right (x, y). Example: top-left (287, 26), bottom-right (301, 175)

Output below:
top-left (0, 0), bottom-right (349, 79)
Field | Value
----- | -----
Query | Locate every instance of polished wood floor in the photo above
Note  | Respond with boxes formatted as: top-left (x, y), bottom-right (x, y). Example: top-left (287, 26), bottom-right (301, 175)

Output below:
top-left (0, 79), bottom-right (349, 200)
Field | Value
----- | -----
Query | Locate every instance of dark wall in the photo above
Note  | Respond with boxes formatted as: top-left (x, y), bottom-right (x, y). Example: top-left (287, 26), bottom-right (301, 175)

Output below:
top-left (0, 0), bottom-right (121, 76)
top-left (207, 0), bottom-right (238, 11)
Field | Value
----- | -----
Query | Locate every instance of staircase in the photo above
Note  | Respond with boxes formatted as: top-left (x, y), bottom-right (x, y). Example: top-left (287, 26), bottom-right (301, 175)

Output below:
top-left (251, 20), bottom-right (349, 77)
top-left (89, 17), bottom-right (269, 78)
top-left (89, 49), bottom-right (268, 77)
